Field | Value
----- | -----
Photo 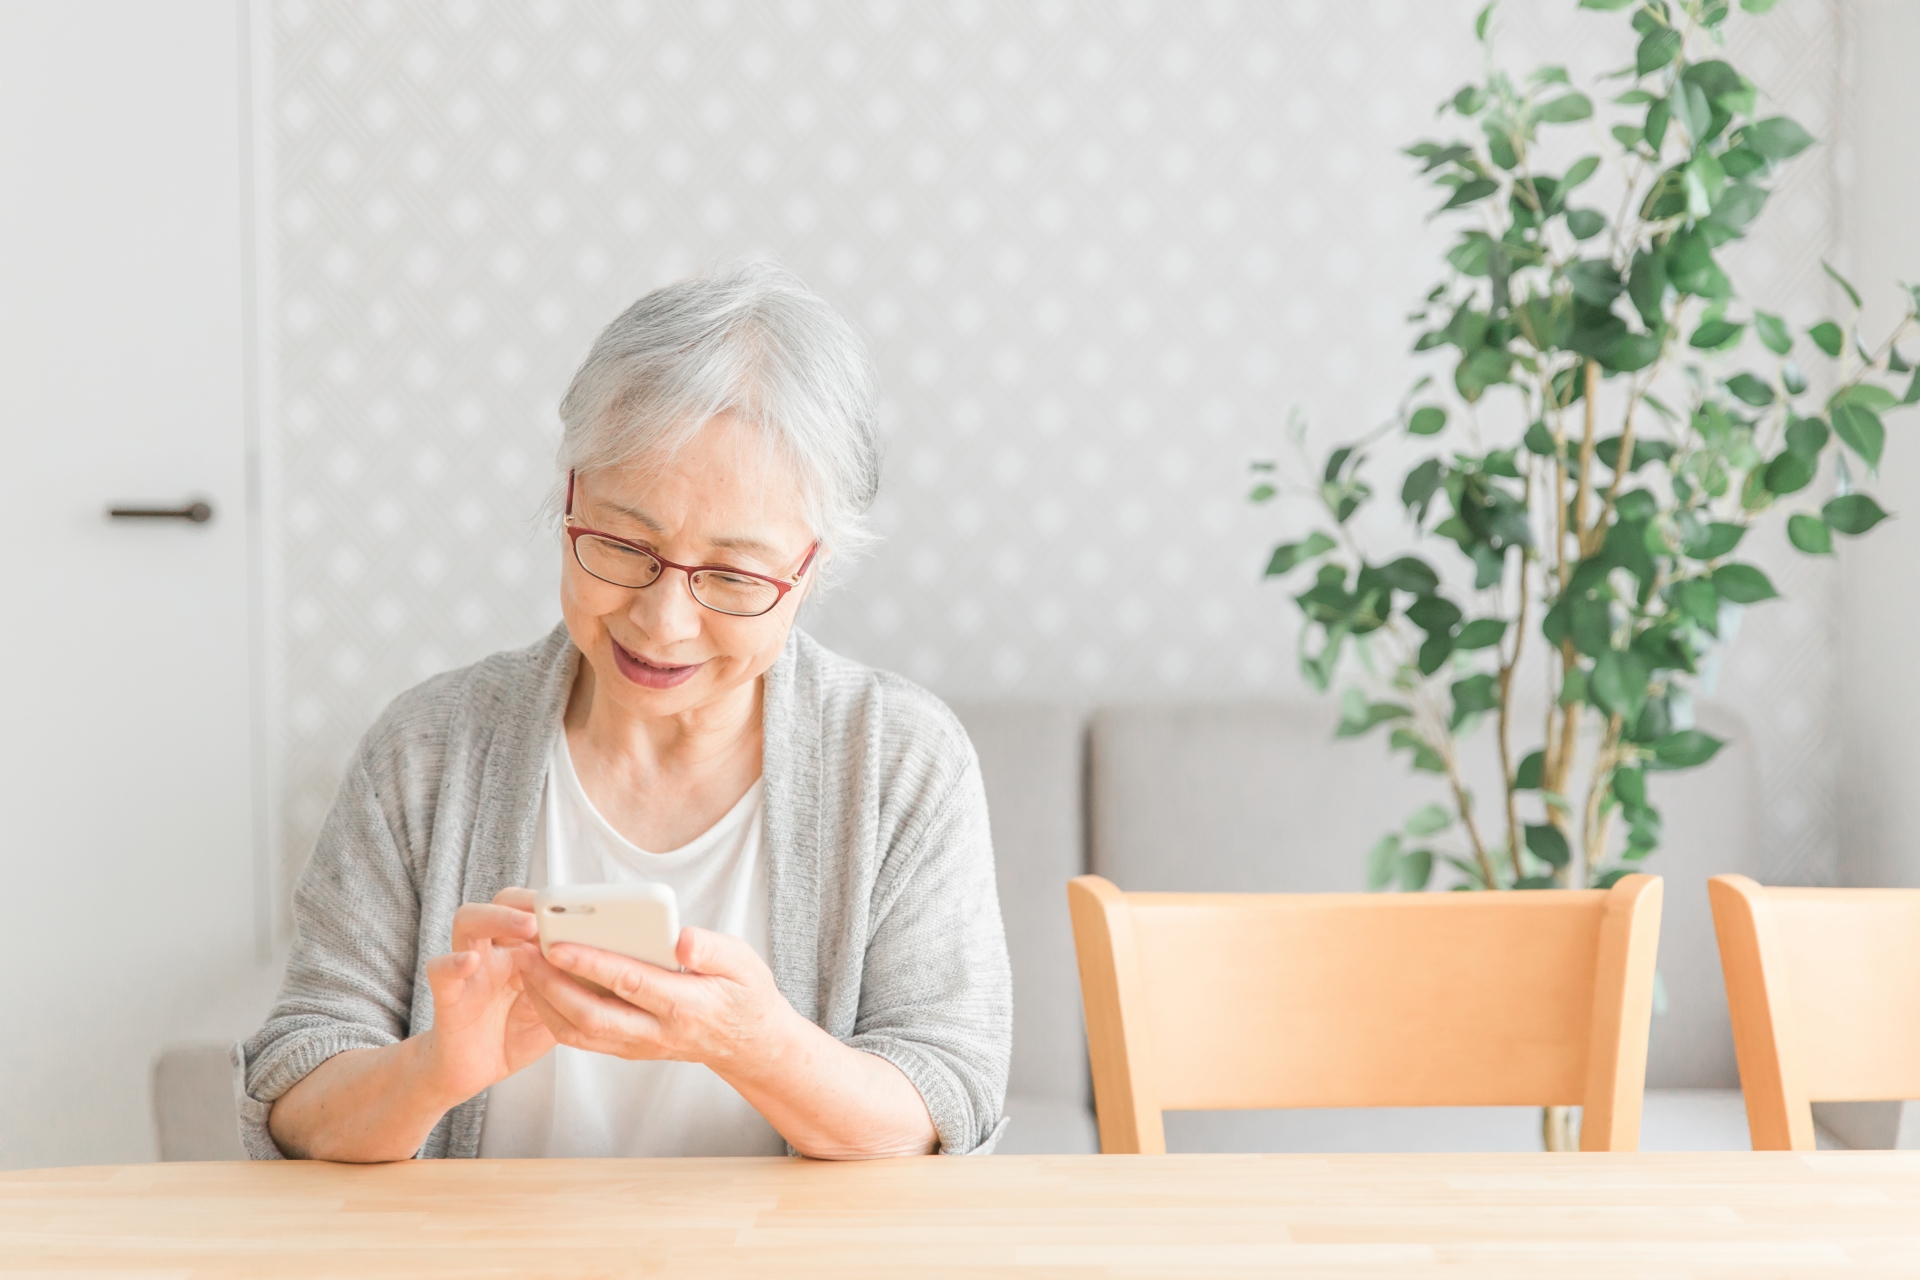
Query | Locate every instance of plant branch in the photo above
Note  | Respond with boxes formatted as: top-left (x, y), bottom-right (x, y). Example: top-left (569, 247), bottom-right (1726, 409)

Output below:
top-left (1499, 479), bottom-right (1531, 884)
top-left (1574, 360), bottom-right (1602, 556)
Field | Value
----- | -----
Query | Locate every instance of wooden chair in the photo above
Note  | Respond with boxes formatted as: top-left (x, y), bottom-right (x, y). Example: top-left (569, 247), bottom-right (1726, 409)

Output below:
top-left (1066, 873), bottom-right (1664, 1153)
top-left (1708, 873), bottom-right (1920, 1150)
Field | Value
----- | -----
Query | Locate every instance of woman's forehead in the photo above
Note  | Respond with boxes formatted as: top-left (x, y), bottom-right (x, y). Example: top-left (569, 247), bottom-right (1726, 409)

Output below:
top-left (579, 420), bottom-right (813, 549)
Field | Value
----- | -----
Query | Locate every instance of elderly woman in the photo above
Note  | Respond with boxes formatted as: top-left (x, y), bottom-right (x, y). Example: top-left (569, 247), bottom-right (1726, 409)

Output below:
top-left (237, 264), bottom-right (1010, 1161)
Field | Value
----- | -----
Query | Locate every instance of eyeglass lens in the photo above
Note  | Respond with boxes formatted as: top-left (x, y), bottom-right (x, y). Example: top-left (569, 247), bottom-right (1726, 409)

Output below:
top-left (573, 534), bottom-right (782, 616)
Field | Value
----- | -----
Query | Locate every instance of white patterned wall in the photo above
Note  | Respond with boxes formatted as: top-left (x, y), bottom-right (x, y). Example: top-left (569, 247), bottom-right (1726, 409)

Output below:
top-left (268, 0), bottom-right (1844, 899)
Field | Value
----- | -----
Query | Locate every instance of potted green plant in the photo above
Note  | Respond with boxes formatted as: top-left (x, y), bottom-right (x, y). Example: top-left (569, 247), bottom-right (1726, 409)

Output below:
top-left (1252, 0), bottom-right (1917, 1148)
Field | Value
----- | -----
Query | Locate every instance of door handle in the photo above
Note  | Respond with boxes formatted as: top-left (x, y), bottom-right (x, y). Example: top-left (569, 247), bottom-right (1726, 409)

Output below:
top-left (108, 500), bottom-right (213, 523)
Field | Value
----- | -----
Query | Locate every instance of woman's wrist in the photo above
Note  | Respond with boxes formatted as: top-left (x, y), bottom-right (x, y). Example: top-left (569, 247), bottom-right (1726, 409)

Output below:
top-left (408, 1026), bottom-right (490, 1115)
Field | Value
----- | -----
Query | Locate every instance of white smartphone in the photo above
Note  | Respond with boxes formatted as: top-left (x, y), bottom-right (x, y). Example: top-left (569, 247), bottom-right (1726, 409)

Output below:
top-left (535, 883), bottom-right (682, 997)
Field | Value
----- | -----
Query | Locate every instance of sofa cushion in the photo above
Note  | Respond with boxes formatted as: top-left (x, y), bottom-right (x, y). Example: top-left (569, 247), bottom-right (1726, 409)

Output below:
top-left (948, 701), bottom-right (1088, 1112)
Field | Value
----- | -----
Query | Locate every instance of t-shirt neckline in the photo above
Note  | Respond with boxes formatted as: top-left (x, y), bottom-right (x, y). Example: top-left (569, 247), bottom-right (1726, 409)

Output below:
top-left (552, 727), bottom-right (764, 866)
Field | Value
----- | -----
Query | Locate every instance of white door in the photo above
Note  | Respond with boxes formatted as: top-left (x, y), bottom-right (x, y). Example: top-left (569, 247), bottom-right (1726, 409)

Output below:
top-left (0, 1), bottom-right (265, 1168)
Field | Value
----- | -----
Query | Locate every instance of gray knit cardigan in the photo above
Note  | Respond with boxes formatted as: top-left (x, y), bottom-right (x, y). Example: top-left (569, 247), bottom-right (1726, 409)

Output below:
top-left (234, 624), bottom-right (1011, 1159)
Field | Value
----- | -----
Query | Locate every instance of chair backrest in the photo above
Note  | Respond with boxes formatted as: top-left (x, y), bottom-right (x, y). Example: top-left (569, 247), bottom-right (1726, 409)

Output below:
top-left (1067, 873), bottom-right (1664, 1153)
top-left (1708, 874), bottom-right (1920, 1150)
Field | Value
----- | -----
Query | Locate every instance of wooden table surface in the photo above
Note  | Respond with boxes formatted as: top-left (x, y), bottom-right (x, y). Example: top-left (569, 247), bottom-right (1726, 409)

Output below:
top-left (5, 1153), bottom-right (1920, 1278)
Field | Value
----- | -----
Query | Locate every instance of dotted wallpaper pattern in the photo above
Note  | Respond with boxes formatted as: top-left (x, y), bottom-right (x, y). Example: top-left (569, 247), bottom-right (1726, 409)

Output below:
top-left (268, 0), bottom-right (1844, 902)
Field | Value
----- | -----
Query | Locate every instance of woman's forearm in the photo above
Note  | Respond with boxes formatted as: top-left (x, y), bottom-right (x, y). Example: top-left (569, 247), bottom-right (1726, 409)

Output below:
top-left (719, 1012), bottom-right (938, 1159)
top-left (266, 1034), bottom-right (463, 1162)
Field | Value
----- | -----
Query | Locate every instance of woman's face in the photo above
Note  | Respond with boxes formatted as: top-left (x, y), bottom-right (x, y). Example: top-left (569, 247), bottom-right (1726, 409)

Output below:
top-left (561, 414), bottom-right (819, 724)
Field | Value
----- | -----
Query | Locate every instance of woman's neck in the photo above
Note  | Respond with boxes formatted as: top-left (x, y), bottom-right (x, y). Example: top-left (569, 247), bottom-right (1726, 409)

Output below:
top-left (564, 657), bottom-right (763, 782)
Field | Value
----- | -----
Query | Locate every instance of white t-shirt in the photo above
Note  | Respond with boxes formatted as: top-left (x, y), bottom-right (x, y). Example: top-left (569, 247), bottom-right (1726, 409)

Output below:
top-left (477, 729), bottom-right (787, 1158)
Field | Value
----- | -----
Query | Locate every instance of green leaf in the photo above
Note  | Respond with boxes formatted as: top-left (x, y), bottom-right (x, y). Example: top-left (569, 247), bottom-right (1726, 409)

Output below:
top-left (1602, 331), bottom-right (1664, 373)
top-left (1409, 406), bottom-right (1448, 436)
top-left (1787, 513), bottom-right (1833, 555)
top-left (1613, 767), bottom-right (1647, 808)
top-left (1265, 532), bottom-right (1337, 576)
top-left (1753, 311), bottom-right (1792, 355)
top-left (1367, 834), bottom-right (1402, 891)
top-left (1535, 93), bottom-right (1594, 124)
top-left (1565, 208), bottom-right (1607, 240)
top-left (1684, 521), bottom-right (1746, 559)
top-left (1526, 823), bottom-right (1571, 869)
top-left (1406, 594), bottom-right (1462, 634)
top-left (1677, 576), bottom-right (1719, 630)
top-left (1514, 876), bottom-right (1558, 890)
top-left (1403, 458), bottom-right (1446, 515)
top-left (1562, 155), bottom-right (1600, 191)
top-left (1455, 618), bottom-right (1508, 650)
top-left (1907, 366), bottom-right (1920, 406)
top-left (1764, 450), bottom-right (1815, 496)
top-left (1515, 749), bottom-right (1545, 790)
top-left (1450, 672), bottom-right (1501, 728)
top-left (1249, 483), bottom-right (1276, 503)
top-left (1823, 493), bottom-right (1890, 536)
top-left (1390, 726), bottom-right (1447, 773)
top-left (1671, 79), bottom-right (1711, 147)
top-left (1379, 556), bottom-right (1440, 594)
top-left (1405, 803), bottom-right (1451, 837)
top-left (1440, 179), bottom-right (1500, 211)
top-left (1691, 318), bottom-right (1745, 350)
top-left (1741, 0), bottom-right (1781, 11)
top-left (1833, 383), bottom-right (1900, 412)
top-left (1524, 420), bottom-right (1557, 455)
top-left (1786, 416), bottom-right (1830, 458)
top-left (1580, 0), bottom-right (1637, 8)
top-left (1725, 373), bottom-right (1774, 406)
top-left (1653, 729), bottom-right (1725, 768)
top-left (1568, 259), bottom-right (1625, 306)
top-left (1712, 562), bottom-right (1779, 603)
top-left (1823, 260), bottom-right (1864, 309)
top-left (1399, 847), bottom-right (1434, 892)
top-left (1474, 1), bottom-right (1495, 42)
top-left (1741, 116), bottom-right (1815, 160)
top-left (1337, 690), bottom-right (1414, 738)
top-left (1636, 27), bottom-right (1682, 76)
top-left (1591, 648), bottom-right (1651, 722)
top-left (1832, 401), bottom-right (1886, 468)
top-left (1809, 321), bottom-right (1844, 357)
top-left (1417, 631), bottom-right (1454, 676)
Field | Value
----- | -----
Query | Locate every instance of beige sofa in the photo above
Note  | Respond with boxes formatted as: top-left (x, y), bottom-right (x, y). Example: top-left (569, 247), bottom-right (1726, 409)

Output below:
top-left (159, 697), bottom-right (1792, 1158)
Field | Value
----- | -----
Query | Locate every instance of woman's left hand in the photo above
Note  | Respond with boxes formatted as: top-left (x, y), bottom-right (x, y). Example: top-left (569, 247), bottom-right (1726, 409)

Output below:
top-left (512, 927), bottom-right (796, 1074)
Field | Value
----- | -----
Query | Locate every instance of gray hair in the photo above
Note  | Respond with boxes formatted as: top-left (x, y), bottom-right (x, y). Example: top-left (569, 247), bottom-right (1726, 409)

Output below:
top-left (556, 262), bottom-right (882, 578)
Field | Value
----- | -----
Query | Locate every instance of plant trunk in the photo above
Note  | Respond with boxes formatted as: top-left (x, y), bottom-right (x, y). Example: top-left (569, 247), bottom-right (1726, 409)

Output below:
top-left (1541, 1105), bottom-right (1578, 1152)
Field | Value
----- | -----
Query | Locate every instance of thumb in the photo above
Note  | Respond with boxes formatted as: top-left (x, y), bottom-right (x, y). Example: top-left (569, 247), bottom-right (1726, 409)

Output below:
top-left (426, 948), bottom-right (480, 997)
top-left (677, 926), bottom-right (753, 979)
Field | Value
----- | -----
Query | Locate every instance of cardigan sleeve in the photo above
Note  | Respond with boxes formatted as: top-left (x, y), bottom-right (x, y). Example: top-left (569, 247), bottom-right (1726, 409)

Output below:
top-left (233, 750), bottom-right (424, 1159)
top-left (842, 748), bottom-right (1013, 1155)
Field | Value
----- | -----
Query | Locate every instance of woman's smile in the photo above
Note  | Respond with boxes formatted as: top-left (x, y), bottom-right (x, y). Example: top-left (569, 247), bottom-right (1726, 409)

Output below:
top-left (610, 636), bottom-right (703, 688)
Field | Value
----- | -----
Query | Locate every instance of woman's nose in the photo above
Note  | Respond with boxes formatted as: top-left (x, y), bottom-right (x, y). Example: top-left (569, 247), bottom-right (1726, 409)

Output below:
top-left (626, 568), bottom-right (706, 641)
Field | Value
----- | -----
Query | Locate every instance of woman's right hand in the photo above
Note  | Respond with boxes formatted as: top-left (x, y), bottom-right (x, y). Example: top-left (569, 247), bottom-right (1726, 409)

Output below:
top-left (420, 889), bottom-right (556, 1104)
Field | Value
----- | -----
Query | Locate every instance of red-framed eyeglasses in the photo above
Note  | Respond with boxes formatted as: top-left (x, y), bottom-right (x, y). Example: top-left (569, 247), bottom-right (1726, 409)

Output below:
top-left (563, 470), bottom-right (819, 618)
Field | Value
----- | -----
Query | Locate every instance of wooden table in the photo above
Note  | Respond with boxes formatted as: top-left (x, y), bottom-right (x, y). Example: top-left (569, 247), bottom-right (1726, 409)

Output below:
top-left (6, 1153), bottom-right (1920, 1277)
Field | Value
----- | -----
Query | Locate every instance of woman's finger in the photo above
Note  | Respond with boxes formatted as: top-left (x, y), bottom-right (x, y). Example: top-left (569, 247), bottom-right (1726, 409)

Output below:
top-left (546, 943), bottom-right (681, 1012)
top-left (492, 887), bottom-right (537, 912)
top-left (451, 902), bottom-right (537, 949)
top-left (674, 926), bottom-right (762, 981)
top-left (516, 948), bottom-right (666, 1053)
